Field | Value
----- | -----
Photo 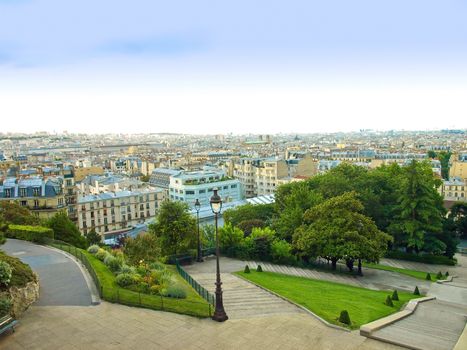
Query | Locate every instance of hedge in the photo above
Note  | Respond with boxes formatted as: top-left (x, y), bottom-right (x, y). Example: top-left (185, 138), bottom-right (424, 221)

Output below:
top-left (385, 250), bottom-right (456, 266)
top-left (6, 224), bottom-right (54, 244)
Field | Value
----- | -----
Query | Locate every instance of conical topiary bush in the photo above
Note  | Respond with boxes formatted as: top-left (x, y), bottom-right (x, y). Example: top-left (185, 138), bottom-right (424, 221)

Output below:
top-left (436, 271), bottom-right (443, 279)
top-left (385, 295), bottom-right (394, 307)
top-left (244, 265), bottom-right (250, 273)
top-left (391, 290), bottom-right (399, 301)
top-left (425, 273), bottom-right (431, 281)
top-left (445, 271), bottom-right (449, 277)
top-left (339, 310), bottom-right (351, 325)
top-left (414, 286), bottom-right (420, 295)
top-left (257, 265), bottom-right (263, 272)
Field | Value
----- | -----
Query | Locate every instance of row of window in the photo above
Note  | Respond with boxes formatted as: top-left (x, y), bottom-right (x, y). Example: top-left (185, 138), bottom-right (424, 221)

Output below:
top-left (170, 184), bottom-right (238, 195)
top-left (4, 187), bottom-right (42, 198)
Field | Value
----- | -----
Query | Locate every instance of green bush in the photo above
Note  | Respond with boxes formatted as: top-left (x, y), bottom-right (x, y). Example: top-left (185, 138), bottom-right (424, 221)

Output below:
top-left (414, 286), bottom-right (420, 295)
top-left (436, 271), bottom-right (443, 279)
top-left (87, 245), bottom-right (100, 254)
top-left (338, 310), bottom-right (351, 325)
top-left (95, 249), bottom-right (109, 261)
top-left (0, 297), bottom-right (11, 317)
top-left (162, 284), bottom-right (187, 299)
top-left (385, 250), bottom-right (456, 266)
top-left (6, 224), bottom-right (53, 243)
top-left (104, 255), bottom-right (121, 273)
top-left (0, 251), bottom-right (36, 288)
top-left (391, 290), bottom-right (399, 301)
top-left (244, 265), bottom-right (250, 273)
top-left (119, 264), bottom-right (135, 274)
top-left (0, 261), bottom-right (13, 286)
top-left (149, 261), bottom-right (166, 271)
top-left (445, 271), bottom-right (449, 277)
top-left (425, 273), bottom-right (432, 281)
top-left (115, 273), bottom-right (137, 287)
top-left (385, 295), bottom-right (394, 307)
top-left (0, 232), bottom-right (6, 245)
top-left (257, 265), bottom-right (263, 272)
top-left (271, 240), bottom-right (296, 265)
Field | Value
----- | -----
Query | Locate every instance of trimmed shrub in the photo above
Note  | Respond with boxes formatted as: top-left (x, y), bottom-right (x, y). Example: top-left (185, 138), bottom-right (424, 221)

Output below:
top-left (87, 245), bottom-right (100, 254)
top-left (436, 271), bottom-right (443, 279)
top-left (162, 284), bottom-right (187, 299)
top-left (104, 255), bottom-right (122, 273)
top-left (385, 295), bottom-right (394, 307)
top-left (119, 264), bottom-right (135, 274)
top-left (445, 271), bottom-right (449, 277)
top-left (414, 286), bottom-right (420, 295)
top-left (0, 297), bottom-right (11, 317)
top-left (0, 261), bottom-right (13, 286)
top-left (385, 250), bottom-right (456, 266)
top-left (391, 290), bottom-right (399, 301)
top-left (244, 265), bottom-right (250, 273)
top-left (6, 224), bottom-right (53, 243)
top-left (150, 284), bottom-right (162, 295)
top-left (338, 310), bottom-right (351, 325)
top-left (257, 265), bottom-right (263, 272)
top-left (95, 249), bottom-right (109, 261)
top-left (425, 273), bottom-right (432, 281)
top-left (115, 273), bottom-right (137, 287)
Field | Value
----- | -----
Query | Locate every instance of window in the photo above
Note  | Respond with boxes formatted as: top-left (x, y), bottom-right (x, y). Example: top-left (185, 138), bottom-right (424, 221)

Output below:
top-left (20, 201), bottom-right (27, 206)
top-left (33, 187), bottom-right (40, 197)
top-left (223, 186), bottom-right (228, 190)
top-left (4, 189), bottom-right (11, 198)
top-left (34, 200), bottom-right (39, 208)
top-left (199, 189), bottom-right (206, 194)
top-left (231, 184), bottom-right (237, 188)
top-left (19, 188), bottom-right (27, 197)
top-left (186, 190), bottom-right (195, 195)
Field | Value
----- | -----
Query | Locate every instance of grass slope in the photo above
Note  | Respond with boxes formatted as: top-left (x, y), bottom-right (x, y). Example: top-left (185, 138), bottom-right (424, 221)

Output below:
top-left (237, 270), bottom-right (418, 329)
top-left (363, 262), bottom-right (444, 281)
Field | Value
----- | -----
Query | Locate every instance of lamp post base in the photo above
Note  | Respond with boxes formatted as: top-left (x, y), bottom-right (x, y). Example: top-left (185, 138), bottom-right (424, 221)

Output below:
top-left (212, 309), bottom-right (228, 322)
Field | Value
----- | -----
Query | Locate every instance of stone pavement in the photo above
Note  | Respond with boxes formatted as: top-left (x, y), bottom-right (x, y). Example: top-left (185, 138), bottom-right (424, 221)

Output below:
top-left (0, 302), bottom-right (404, 350)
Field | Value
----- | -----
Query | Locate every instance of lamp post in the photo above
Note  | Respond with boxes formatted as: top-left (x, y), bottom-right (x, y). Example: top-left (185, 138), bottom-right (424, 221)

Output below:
top-left (195, 199), bottom-right (203, 263)
top-left (210, 188), bottom-right (228, 322)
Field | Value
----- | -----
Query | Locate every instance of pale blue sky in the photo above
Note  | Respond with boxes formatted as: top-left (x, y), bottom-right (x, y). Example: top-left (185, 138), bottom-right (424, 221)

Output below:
top-left (0, 0), bottom-right (466, 134)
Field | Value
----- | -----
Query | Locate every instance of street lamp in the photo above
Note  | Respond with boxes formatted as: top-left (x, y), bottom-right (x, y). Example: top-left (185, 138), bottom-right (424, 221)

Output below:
top-left (194, 198), bottom-right (203, 263)
top-left (210, 188), bottom-right (228, 322)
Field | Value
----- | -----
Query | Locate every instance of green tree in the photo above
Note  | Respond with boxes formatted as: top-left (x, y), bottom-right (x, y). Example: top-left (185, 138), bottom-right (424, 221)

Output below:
top-left (123, 233), bottom-right (161, 265)
top-left (84, 228), bottom-right (102, 246)
top-left (149, 201), bottom-right (196, 256)
top-left (219, 222), bottom-right (244, 255)
top-left (293, 192), bottom-right (392, 270)
top-left (0, 202), bottom-right (41, 226)
top-left (273, 181), bottom-right (322, 241)
top-left (223, 204), bottom-right (274, 227)
top-left (46, 211), bottom-right (86, 248)
top-left (388, 160), bottom-right (444, 252)
top-left (448, 203), bottom-right (467, 239)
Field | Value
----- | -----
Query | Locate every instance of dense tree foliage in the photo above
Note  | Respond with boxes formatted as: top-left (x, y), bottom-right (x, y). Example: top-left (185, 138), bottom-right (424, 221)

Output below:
top-left (46, 211), bottom-right (87, 248)
top-left (149, 201), bottom-right (196, 256)
top-left (123, 233), bottom-right (161, 265)
top-left (84, 228), bottom-right (102, 246)
top-left (293, 192), bottom-right (392, 270)
top-left (0, 202), bottom-right (41, 226)
top-left (223, 204), bottom-right (274, 227)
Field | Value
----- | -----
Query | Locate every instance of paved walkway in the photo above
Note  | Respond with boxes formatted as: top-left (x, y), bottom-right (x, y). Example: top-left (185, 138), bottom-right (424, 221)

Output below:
top-left (0, 302), bottom-right (404, 350)
top-left (2, 239), bottom-right (93, 306)
top-left (370, 300), bottom-right (467, 350)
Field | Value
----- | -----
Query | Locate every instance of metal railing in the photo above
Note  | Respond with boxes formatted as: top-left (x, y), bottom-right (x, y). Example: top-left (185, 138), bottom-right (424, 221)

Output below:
top-left (176, 261), bottom-right (215, 305)
top-left (47, 239), bottom-right (212, 317)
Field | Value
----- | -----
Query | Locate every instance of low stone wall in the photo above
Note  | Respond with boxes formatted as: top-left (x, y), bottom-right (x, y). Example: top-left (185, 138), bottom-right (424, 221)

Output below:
top-left (8, 276), bottom-right (40, 318)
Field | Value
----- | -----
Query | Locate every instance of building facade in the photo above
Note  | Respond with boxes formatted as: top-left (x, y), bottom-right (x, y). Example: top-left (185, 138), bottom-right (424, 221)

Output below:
top-left (77, 188), bottom-right (164, 237)
top-left (0, 177), bottom-right (66, 219)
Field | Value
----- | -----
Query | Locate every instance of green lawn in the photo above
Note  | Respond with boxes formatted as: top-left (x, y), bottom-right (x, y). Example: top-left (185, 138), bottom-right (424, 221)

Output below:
top-left (51, 244), bottom-right (212, 318)
top-left (363, 262), bottom-right (445, 281)
top-left (236, 270), bottom-right (419, 329)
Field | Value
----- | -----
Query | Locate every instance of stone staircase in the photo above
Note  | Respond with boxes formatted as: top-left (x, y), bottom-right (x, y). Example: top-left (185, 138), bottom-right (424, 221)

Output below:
top-left (189, 272), bottom-right (303, 319)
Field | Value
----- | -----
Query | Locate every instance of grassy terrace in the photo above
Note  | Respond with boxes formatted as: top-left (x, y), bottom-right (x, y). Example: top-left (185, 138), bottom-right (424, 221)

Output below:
top-left (51, 244), bottom-right (212, 318)
top-left (363, 262), bottom-right (445, 281)
top-left (236, 270), bottom-right (419, 329)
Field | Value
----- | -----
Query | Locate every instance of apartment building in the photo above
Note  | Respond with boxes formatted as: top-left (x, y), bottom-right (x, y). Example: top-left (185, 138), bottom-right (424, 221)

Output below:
top-left (77, 188), bottom-right (164, 237)
top-left (169, 170), bottom-right (243, 207)
top-left (440, 178), bottom-right (466, 202)
top-left (0, 177), bottom-right (65, 219)
top-left (450, 157), bottom-right (467, 180)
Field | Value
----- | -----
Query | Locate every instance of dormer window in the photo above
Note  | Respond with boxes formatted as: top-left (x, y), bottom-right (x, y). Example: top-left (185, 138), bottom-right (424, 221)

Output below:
top-left (33, 187), bottom-right (40, 197)
top-left (4, 189), bottom-right (11, 198)
top-left (19, 188), bottom-right (27, 197)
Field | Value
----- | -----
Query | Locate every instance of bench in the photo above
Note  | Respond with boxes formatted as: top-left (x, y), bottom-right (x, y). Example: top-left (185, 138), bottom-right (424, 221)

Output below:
top-left (0, 315), bottom-right (18, 336)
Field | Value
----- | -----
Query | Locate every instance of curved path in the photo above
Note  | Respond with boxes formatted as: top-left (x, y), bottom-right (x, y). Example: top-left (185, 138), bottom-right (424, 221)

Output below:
top-left (2, 239), bottom-right (93, 306)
